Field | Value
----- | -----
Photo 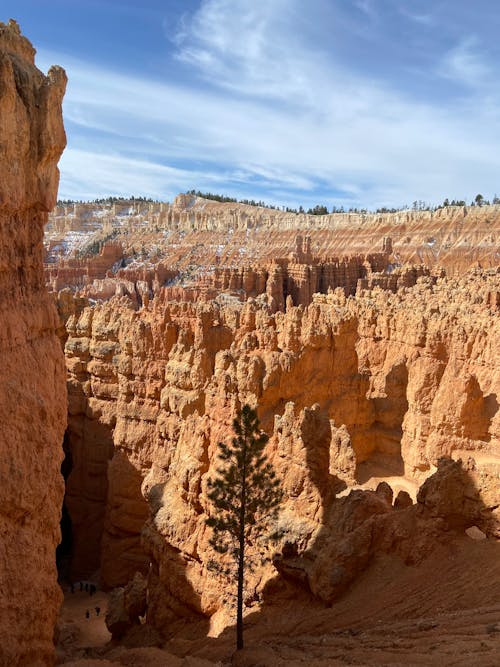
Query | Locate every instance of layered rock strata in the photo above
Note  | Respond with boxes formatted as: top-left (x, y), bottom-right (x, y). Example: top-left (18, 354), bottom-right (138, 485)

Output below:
top-left (61, 268), bottom-right (499, 631)
top-left (45, 241), bottom-right (124, 291)
top-left (46, 195), bottom-right (500, 275)
top-left (0, 20), bottom-right (67, 665)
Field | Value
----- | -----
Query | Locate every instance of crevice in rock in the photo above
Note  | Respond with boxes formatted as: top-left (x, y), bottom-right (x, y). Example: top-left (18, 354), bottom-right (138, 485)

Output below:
top-left (355, 363), bottom-right (408, 482)
top-left (56, 429), bottom-right (74, 582)
top-left (65, 378), bottom-right (116, 582)
top-left (461, 377), bottom-right (498, 442)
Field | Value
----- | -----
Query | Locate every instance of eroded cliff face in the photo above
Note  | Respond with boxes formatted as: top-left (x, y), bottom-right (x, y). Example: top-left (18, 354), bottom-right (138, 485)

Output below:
top-left (0, 20), bottom-right (67, 665)
top-left (46, 195), bottom-right (500, 280)
top-left (62, 268), bottom-right (499, 632)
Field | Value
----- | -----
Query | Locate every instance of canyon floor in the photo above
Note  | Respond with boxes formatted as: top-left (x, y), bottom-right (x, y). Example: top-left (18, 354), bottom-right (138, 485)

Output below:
top-left (58, 535), bottom-right (500, 666)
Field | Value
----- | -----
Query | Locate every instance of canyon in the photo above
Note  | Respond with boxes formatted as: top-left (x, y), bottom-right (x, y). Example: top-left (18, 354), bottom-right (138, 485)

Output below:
top-left (0, 20), bottom-right (499, 667)
top-left (44, 196), bottom-right (498, 305)
top-left (53, 195), bottom-right (499, 663)
top-left (60, 266), bottom-right (499, 588)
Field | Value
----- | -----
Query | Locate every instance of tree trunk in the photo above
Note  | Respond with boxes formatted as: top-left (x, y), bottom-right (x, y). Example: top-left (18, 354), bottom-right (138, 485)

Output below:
top-left (236, 529), bottom-right (244, 650)
top-left (236, 431), bottom-right (247, 651)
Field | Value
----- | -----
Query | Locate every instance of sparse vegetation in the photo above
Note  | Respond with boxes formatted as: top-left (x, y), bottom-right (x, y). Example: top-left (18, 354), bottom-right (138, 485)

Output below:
top-left (206, 404), bottom-right (283, 651)
top-left (75, 229), bottom-right (120, 259)
top-left (186, 189), bottom-right (279, 210)
top-left (58, 191), bottom-right (500, 215)
top-left (307, 204), bottom-right (329, 215)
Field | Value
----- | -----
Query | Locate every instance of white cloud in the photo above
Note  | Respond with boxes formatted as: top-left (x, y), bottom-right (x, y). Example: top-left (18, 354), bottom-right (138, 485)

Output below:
top-left (398, 7), bottom-right (436, 27)
top-left (173, 0), bottom-right (324, 102)
top-left (354, 0), bottom-right (377, 20)
top-left (58, 149), bottom-right (210, 200)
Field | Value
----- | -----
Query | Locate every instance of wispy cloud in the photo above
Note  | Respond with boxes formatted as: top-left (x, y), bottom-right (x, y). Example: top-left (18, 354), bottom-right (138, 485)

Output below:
top-left (58, 149), bottom-right (219, 200)
top-left (354, 0), bottom-right (377, 20)
top-left (438, 37), bottom-right (493, 89)
top-left (37, 0), bottom-right (500, 208)
top-left (398, 7), bottom-right (436, 27)
top-left (173, 0), bottom-right (320, 103)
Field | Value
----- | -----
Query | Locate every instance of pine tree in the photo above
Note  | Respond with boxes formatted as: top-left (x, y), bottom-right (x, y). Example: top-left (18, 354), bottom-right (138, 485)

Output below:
top-left (205, 404), bottom-right (283, 651)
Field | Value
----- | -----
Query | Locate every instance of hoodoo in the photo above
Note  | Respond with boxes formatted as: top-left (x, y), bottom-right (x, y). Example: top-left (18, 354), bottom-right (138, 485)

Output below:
top-left (0, 20), bottom-right (67, 665)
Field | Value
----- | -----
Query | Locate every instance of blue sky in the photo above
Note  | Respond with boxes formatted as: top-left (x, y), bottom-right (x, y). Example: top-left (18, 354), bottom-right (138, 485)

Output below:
top-left (4, 1), bottom-right (500, 209)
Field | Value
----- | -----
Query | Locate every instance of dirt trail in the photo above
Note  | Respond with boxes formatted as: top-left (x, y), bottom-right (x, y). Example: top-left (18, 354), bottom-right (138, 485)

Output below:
top-left (58, 586), bottom-right (110, 651)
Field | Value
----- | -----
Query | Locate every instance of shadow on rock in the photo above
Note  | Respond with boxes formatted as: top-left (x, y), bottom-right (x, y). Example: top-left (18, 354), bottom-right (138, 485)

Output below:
top-left (272, 450), bottom-right (497, 606)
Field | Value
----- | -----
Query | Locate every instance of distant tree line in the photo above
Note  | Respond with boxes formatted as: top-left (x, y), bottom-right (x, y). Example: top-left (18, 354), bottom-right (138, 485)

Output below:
top-left (57, 195), bottom-right (158, 206)
top-left (298, 193), bottom-right (500, 215)
top-left (58, 191), bottom-right (500, 213)
top-left (263, 193), bottom-right (500, 216)
top-left (186, 190), bottom-right (279, 210)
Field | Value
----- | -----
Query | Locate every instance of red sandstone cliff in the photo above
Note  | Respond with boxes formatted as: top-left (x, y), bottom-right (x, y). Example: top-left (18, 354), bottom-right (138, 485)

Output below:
top-left (0, 20), bottom-right (67, 665)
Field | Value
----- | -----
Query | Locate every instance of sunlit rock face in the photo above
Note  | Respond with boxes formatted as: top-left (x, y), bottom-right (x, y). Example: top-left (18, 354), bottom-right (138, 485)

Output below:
top-left (0, 20), bottom-right (67, 665)
top-left (62, 265), bottom-right (499, 631)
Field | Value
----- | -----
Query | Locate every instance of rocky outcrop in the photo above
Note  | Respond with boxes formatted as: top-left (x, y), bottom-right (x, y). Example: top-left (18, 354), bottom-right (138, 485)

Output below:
top-left (197, 246), bottom-right (391, 309)
top-left (61, 267), bottom-right (499, 634)
top-left (45, 241), bottom-right (124, 291)
top-left (274, 456), bottom-right (491, 603)
top-left (0, 20), bottom-right (67, 665)
top-left (105, 572), bottom-right (147, 639)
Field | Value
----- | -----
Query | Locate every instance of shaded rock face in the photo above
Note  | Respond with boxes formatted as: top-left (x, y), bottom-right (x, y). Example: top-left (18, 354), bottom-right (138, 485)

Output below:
top-left (0, 20), bottom-right (67, 665)
top-left (105, 572), bottom-right (147, 639)
top-left (274, 455), bottom-right (491, 603)
top-left (61, 268), bottom-right (499, 630)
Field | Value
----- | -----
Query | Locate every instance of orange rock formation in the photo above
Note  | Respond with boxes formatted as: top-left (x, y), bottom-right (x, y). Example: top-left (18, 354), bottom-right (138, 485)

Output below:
top-left (0, 20), bottom-right (67, 665)
top-left (1, 19), bottom-right (498, 666)
top-left (38, 80), bottom-right (500, 660)
top-left (61, 265), bottom-right (499, 634)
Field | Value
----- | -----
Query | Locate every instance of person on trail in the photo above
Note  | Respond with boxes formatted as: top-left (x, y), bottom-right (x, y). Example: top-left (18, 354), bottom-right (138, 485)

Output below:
top-left (85, 610), bottom-right (90, 620)
top-left (95, 606), bottom-right (100, 616)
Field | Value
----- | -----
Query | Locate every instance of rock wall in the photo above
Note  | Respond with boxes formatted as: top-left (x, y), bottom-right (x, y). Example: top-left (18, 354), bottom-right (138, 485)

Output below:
top-left (62, 268), bottom-right (499, 630)
top-left (0, 20), bottom-right (67, 665)
top-left (45, 241), bottom-right (124, 290)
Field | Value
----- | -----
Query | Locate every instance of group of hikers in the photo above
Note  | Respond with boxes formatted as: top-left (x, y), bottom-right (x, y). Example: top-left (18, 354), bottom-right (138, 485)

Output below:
top-left (85, 607), bottom-right (101, 619)
top-left (69, 581), bottom-right (97, 595)
top-left (68, 581), bottom-right (101, 619)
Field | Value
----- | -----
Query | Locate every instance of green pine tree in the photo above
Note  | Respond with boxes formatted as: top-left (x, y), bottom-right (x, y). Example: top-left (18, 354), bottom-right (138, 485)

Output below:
top-left (205, 404), bottom-right (283, 651)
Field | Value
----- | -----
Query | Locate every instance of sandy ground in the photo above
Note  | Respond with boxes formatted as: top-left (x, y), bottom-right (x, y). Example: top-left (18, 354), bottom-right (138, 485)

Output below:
top-left (58, 536), bottom-right (500, 666)
top-left (57, 584), bottom-right (111, 653)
